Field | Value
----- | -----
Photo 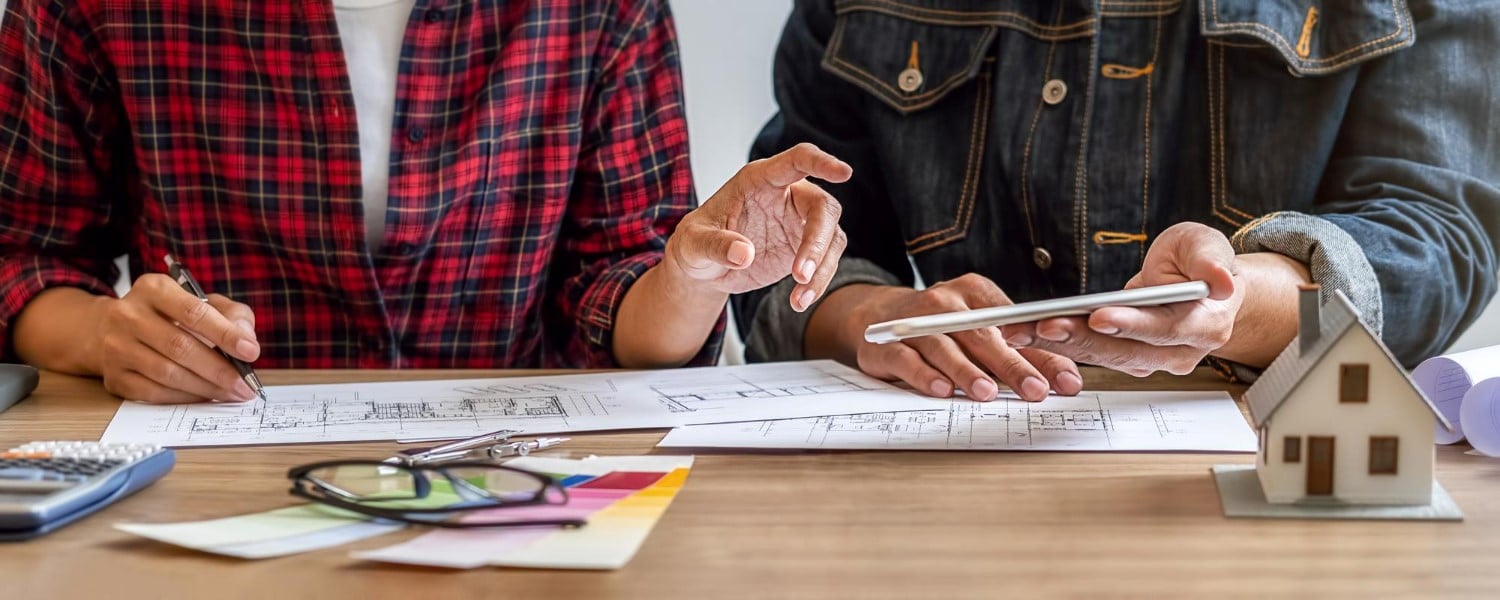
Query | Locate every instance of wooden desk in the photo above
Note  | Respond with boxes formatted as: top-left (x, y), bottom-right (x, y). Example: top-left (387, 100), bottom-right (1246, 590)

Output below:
top-left (2, 368), bottom-right (1496, 599)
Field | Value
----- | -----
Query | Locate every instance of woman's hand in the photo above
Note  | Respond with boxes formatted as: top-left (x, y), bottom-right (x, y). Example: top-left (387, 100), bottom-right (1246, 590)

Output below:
top-left (93, 276), bottom-right (260, 403)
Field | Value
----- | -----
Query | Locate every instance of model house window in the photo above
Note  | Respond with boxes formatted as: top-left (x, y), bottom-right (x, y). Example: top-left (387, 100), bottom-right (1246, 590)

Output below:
top-left (1340, 364), bottom-right (1370, 403)
top-left (1369, 437), bottom-right (1399, 475)
top-left (1283, 436), bottom-right (1301, 463)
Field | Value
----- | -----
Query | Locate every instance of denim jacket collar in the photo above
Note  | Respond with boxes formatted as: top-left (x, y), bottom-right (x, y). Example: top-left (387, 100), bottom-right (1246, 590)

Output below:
top-left (1200, 0), bottom-right (1416, 76)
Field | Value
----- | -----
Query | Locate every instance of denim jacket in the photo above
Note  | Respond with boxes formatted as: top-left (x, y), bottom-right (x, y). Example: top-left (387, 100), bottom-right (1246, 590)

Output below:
top-left (736, 0), bottom-right (1500, 368)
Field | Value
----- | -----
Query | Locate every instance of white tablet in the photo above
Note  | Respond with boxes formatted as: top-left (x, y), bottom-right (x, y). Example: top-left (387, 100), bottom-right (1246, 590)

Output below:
top-left (864, 281), bottom-right (1210, 344)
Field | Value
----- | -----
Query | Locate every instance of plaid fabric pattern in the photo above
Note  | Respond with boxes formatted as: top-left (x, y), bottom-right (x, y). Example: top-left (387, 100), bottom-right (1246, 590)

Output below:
top-left (0, 0), bottom-right (721, 368)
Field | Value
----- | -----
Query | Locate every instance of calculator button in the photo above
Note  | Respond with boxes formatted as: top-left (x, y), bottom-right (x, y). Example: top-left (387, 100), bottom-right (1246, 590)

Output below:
top-left (0, 467), bottom-right (48, 480)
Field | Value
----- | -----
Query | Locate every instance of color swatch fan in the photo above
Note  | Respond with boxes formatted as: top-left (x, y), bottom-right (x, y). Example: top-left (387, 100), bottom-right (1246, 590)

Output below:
top-left (354, 455), bottom-right (694, 570)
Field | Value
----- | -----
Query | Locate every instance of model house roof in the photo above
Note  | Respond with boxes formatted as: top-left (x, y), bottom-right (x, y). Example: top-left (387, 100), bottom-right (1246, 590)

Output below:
top-left (1243, 290), bottom-right (1450, 430)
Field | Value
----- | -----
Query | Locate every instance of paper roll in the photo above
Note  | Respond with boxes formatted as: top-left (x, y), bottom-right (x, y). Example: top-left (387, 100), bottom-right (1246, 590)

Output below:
top-left (1460, 378), bottom-right (1500, 457)
top-left (1411, 345), bottom-right (1500, 445)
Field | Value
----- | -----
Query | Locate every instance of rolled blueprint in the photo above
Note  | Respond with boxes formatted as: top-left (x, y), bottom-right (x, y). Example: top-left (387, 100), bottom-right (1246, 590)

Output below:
top-left (1411, 345), bottom-right (1500, 446)
top-left (1460, 378), bottom-right (1500, 457)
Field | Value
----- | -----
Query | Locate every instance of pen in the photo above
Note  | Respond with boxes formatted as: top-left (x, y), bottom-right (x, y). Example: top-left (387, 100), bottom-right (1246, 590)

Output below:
top-left (163, 254), bottom-right (267, 401)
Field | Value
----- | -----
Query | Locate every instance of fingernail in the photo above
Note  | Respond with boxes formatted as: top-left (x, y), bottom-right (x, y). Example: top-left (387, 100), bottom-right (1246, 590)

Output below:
top-left (1021, 376), bottom-right (1048, 401)
top-left (930, 379), bottom-right (953, 397)
top-left (1093, 323), bottom-right (1120, 335)
top-left (1038, 328), bottom-right (1069, 342)
top-left (728, 241), bottom-right (753, 267)
top-left (796, 289), bottom-right (816, 311)
top-left (235, 339), bottom-right (259, 359)
top-left (232, 380), bottom-right (255, 401)
top-left (799, 259), bottom-right (815, 282)
top-left (971, 378), bottom-right (998, 401)
top-left (1057, 371), bottom-right (1083, 394)
top-left (1009, 332), bottom-right (1033, 347)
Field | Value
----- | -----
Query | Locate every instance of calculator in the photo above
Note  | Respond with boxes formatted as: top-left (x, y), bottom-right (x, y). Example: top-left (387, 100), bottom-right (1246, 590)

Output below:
top-left (0, 441), bottom-right (175, 541)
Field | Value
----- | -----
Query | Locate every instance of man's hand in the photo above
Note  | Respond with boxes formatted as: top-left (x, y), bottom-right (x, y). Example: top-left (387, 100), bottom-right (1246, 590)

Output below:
top-left (817, 274), bottom-right (1082, 402)
top-left (93, 275), bottom-right (261, 404)
top-left (664, 143), bottom-right (852, 312)
top-left (1006, 222), bottom-right (1243, 377)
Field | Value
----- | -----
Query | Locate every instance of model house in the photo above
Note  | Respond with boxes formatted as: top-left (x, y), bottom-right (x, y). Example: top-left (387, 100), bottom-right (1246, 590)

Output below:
top-left (1243, 285), bottom-right (1450, 505)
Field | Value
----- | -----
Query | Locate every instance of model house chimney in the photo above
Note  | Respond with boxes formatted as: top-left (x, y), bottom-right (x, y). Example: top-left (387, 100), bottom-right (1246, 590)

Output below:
top-left (1298, 283), bottom-right (1321, 355)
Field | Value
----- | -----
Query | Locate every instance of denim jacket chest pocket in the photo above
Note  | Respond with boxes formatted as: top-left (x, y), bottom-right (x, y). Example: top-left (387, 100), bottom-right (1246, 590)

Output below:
top-left (1196, 0), bottom-right (1416, 228)
top-left (819, 0), bottom-right (1095, 254)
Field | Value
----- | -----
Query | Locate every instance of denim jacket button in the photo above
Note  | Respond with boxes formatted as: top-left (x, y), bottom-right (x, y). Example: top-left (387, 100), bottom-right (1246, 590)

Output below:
top-left (1033, 247), bottom-right (1053, 270)
top-left (1042, 79), bottom-right (1068, 105)
top-left (898, 68), bottom-right (924, 93)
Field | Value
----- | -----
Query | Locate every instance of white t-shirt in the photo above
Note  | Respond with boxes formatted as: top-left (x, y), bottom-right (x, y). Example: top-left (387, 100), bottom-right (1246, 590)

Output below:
top-left (332, 0), bottom-right (416, 251)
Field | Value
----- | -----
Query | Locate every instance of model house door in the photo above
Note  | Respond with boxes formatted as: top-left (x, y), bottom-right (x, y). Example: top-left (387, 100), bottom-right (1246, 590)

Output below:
top-left (1307, 436), bottom-right (1335, 496)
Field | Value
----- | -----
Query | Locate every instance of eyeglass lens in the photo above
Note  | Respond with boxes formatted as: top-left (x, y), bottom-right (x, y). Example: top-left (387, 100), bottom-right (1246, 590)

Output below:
top-left (304, 464), bottom-right (550, 507)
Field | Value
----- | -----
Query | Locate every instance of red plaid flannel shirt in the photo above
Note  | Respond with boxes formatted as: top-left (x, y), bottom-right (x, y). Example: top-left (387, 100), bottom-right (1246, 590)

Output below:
top-left (0, 0), bottom-right (722, 368)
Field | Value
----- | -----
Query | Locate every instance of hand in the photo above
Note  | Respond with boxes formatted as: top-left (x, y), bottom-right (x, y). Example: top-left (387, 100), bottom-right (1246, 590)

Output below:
top-left (1006, 222), bottom-right (1242, 377)
top-left (664, 143), bottom-right (853, 312)
top-left (94, 274), bottom-right (261, 404)
top-left (840, 274), bottom-right (1082, 402)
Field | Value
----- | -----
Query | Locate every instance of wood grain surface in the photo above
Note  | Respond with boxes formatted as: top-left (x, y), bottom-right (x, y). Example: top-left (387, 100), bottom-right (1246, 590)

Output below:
top-left (1, 368), bottom-right (1496, 599)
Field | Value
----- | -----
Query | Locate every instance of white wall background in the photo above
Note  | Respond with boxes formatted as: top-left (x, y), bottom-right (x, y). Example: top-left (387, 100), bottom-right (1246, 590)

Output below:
top-left (671, 0), bottom-right (794, 364)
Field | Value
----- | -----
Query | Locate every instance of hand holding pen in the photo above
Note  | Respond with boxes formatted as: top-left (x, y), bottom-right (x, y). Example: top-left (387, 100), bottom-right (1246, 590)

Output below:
top-left (88, 254), bottom-right (264, 404)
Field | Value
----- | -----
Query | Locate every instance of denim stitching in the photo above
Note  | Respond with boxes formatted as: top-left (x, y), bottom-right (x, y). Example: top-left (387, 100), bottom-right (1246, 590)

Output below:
top-left (1073, 13), bottom-right (1101, 292)
top-left (1203, 0), bottom-right (1410, 73)
top-left (822, 21), bottom-right (999, 114)
top-left (836, 0), bottom-right (1096, 36)
top-left (1206, 43), bottom-right (1231, 227)
top-left (1099, 0), bottom-right (1183, 18)
top-left (1018, 2), bottom-right (1070, 252)
top-left (1216, 43), bottom-right (1254, 223)
top-left (1101, 0), bottom-right (1180, 6)
top-left (1138, 13), bottom-right (1163, 264)
top-left (1208, 43), bottom-right (1249, 228)
top-left (908, 68), bottom-right (992, 253)
top-left (1228, 211), bottom-right (1288, 253)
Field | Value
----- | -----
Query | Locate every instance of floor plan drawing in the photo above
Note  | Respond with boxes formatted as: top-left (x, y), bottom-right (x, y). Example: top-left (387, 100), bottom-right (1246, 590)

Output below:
top-left (658, 391), bottom-right (1259, 453)
top-left (100, 361), bottom-right (946, 447)
top-left (651, 370), bottom-right (884, 411)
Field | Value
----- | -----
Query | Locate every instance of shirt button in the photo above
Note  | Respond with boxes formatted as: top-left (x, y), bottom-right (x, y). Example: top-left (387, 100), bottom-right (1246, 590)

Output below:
top-left (407, 127), bottom-right (427, 143)
top-left (1042, 79), bottom-right (1068, 105)
top-left (396, 242), bottom-right (418, 256)
top-left (898, 68), bottom-right (924, 93)
top-left (1033, 247), bottom-right (1053, 270)
top-left (426, 8), bottom-right (444, 23)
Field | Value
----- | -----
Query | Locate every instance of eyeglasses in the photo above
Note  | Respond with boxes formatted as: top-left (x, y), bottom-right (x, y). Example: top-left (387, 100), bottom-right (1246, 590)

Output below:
top-left (287, 460), bottom-right (587, 529)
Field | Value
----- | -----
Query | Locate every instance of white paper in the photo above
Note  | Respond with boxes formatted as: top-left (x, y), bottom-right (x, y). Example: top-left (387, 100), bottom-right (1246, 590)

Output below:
top-left (1411, 344), bottom-right (1500, 444)
top-left (658, 391), bottom-right (1257, 452)
top-left (99, 361), bottom-right (942, 447)
top-left (115, 505), bottom-right (403, 559)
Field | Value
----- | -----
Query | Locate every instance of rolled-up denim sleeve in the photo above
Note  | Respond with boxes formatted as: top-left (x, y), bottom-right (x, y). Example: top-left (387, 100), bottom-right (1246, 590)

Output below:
top-left (1258, 3), bottom-right (1499, 367)
top-left (1231, 211), bottom-right (1385, 334)
top-left (743, 257), bottom-right (903, 362)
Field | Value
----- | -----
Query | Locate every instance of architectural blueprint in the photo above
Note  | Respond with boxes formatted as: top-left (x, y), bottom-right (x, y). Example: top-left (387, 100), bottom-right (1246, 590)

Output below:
top-left (99, 361), bottom-right (945, 447)
top-left (657, 391), bottom-right (1258, 452)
